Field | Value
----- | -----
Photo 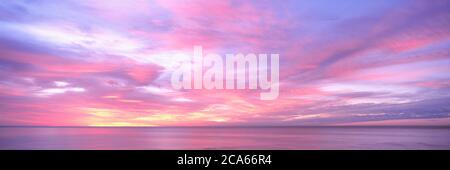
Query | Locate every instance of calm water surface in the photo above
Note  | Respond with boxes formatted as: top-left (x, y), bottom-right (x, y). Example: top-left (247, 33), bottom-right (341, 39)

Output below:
top-left (0, 127), bottom-right (449, 149)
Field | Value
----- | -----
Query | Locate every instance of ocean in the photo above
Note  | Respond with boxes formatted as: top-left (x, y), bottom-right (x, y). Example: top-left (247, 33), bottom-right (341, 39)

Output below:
top-left (0, 126), bottom-right (449, 150)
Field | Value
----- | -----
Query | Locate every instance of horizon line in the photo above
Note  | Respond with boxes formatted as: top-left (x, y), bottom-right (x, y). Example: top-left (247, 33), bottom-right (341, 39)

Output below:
top-left (1, 125), bottom-right (450, 128)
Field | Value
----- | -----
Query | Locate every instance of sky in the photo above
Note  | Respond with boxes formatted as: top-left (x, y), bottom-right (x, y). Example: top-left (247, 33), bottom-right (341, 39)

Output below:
top-left (0, 0), bottom-right (449, 126)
